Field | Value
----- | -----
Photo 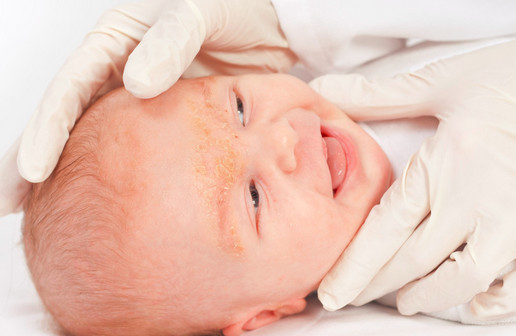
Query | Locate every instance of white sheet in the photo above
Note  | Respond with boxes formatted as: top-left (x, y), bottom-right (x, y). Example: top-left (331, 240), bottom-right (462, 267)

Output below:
top-left (1, 1), bottom-right (515, 335)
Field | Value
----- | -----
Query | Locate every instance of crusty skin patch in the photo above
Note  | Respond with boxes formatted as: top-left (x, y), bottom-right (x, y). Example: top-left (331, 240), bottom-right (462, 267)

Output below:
top-left (188, 78), bottom-right (245, 255)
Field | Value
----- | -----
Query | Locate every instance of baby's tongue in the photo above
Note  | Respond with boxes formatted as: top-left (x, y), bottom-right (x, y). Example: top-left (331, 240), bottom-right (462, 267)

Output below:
top-left (323, 137), bottom-right (346, 190)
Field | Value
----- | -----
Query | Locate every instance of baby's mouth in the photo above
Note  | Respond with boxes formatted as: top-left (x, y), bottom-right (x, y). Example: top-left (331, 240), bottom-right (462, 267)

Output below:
top-left (321, 127), bottom-right (347, 195)
top-left (323, 137), bottom-right (346, 193)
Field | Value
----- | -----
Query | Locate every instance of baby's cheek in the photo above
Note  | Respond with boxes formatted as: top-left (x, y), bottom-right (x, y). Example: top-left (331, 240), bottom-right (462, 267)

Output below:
top-left (293, 201), bottom-right (353, 279)
top-left (302, 196), bottom-right (352, 249)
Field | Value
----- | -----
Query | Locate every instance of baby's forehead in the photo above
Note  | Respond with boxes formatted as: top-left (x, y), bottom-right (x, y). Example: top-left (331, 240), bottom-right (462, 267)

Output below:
top-left (94, 81), bottom-right (247, 254)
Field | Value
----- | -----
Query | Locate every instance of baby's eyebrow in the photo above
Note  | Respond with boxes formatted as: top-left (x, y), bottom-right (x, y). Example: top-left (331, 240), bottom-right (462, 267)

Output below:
top-left (214, 135), bottom-right (246, 254)
top-left (217, 191), bottom-right (244, 255)
top-left (190, 79), bottom-right (246, 255)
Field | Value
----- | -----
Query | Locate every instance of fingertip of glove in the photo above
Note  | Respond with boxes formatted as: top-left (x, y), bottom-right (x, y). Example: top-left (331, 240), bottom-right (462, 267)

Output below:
top-left (18, 167), bottom-right (49, 184)
top-left (0, 206), bottom-right (13, 218)
top-left (123, 64), bottom-right (175, 99)
top-left (123, 68), bottom-right (154, 98)
top-left (317, 288), bottom-right (342, 312)
top-left (124, 82), bottom-right (163, 99)
top-left (469, 295), bottom-right (501, 321)
top-left (397, 303), bottom-right (418, 316)
top-left (308, 76), bottom-right (325, 91)
top-left (396, 291), bottom-right (420, 316)
top-left (17, 154), bottom-right (51, 184)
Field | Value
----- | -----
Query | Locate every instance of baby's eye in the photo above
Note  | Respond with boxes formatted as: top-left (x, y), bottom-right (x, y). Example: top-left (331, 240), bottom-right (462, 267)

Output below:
top-left (249, 181), bottom-right (260, 213)
top-left (236, 97), bottom-right (245, 126)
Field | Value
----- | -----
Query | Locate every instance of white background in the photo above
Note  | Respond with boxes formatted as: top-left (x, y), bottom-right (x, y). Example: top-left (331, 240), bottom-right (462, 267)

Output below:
top-left (0, 1), bottom-right (515, 335)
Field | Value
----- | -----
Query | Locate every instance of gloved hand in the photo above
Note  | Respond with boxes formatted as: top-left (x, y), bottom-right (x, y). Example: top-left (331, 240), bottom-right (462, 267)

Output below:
top-left (310, 41), bottom-right (516, 321)
top-left (0, 0), bottom-right (295, 217)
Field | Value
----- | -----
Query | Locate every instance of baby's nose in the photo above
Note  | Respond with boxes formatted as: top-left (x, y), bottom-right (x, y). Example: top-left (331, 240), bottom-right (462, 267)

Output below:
top-left (269, 118), bottom-right (298, 173)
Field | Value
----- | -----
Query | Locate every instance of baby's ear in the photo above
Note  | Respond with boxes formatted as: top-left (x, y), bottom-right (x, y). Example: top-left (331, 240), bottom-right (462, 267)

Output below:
top-left (222, 298), bottom-right (306, 336)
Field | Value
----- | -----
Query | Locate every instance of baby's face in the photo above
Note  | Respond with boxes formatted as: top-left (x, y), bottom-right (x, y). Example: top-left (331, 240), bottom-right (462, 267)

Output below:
top-left (101, 74), bottom-right (391, 330)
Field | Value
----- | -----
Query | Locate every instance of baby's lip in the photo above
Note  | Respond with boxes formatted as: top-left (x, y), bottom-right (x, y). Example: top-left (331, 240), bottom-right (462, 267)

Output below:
top-left (320, 123), bottom-right (356, 197)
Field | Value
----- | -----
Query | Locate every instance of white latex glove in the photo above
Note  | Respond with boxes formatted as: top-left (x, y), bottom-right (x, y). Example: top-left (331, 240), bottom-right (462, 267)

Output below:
top-left (0, 0), bottom-right (295, 217)
top-left (311, 41), bottom-right (516, 321)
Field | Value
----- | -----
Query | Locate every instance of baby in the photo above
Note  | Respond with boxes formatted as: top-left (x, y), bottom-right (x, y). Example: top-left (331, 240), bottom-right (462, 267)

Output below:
top-left (22, 74), bottom-right (393, 336)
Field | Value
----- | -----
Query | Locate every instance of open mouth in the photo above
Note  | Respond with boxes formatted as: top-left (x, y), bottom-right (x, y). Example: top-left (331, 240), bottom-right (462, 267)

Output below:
top-left (321, 126), bottom-right (348, 196)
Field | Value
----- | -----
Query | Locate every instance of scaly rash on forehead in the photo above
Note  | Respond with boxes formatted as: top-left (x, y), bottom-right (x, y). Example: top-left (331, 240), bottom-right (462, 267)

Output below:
top-left (187, 78), bottom-right (245, 255)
